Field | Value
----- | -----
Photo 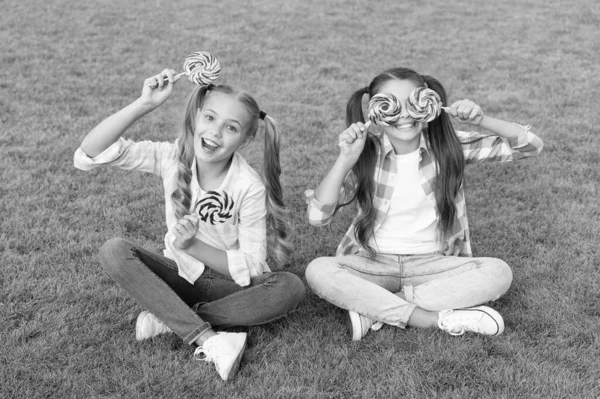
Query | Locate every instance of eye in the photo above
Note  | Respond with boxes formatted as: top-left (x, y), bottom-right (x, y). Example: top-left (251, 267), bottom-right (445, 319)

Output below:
top-left (205, 115), bottom-right (214, 121)
top-left (227, 125), bottom-right (238, 133)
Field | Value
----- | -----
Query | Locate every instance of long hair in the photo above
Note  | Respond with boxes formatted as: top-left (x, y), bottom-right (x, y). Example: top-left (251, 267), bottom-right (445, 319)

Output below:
top-left (170, 85), bottom-right (293, 266)
top-left (343, 67), bottom-right (464, 255)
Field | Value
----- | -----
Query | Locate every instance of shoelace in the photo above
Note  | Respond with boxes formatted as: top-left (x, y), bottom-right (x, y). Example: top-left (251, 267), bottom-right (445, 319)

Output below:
top-left (194, 345), bottom-right (216, 363)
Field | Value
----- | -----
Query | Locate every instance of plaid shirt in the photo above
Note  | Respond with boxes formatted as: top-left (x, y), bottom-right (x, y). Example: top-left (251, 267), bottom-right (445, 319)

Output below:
top-left (305, 125), bottom-right (543, 257)
top-left (75, 138), bottom-right (269, 286)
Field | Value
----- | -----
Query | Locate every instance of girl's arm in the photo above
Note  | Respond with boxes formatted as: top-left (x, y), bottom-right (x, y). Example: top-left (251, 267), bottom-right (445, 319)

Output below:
top-left (313, 122), bottom-right (369, 204)
top-left (171, 185), bottom-right (269, 286)
top-left (80, 69), bottom-right (179, 157)
top-left (448, 99), bottom-right (543, 163)
top-left (170, 215), bottom-right (230, 277)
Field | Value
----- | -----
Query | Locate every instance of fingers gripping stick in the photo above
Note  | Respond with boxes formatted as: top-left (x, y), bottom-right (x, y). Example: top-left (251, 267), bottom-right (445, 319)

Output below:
top-left (338, 121), bottom-right (372, 147)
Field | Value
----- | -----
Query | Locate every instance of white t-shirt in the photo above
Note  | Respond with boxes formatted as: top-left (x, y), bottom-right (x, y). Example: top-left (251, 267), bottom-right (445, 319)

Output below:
top-left (369, 149), bottom-right (440, 254)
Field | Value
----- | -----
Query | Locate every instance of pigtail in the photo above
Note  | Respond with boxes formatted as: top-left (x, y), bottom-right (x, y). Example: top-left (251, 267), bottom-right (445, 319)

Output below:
top-left (261, 115), bottom-right (294, 266)
top-left (170, 86), bottom-right (210, 220)
top-left (337, 87), bottom-right (379, 257)
top-left (421, 75), bottom-right (465, 240)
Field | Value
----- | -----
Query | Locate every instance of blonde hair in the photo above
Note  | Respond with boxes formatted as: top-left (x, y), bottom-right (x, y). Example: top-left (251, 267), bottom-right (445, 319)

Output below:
top-left (170, 85), bottom-right (293, 266)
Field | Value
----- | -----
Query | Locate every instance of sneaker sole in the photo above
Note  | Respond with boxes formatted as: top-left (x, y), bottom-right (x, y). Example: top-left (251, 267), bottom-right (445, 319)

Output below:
top-left (135, 311), bottom-right (150, 341)
top-left (348, 311), bottom-right (363, 341)
top-left (135, 311), bottom-right (170, 341)
top-left (223, 338), bottom-right (247, 381)
top-left (472, 306), bottom-right (505, 336)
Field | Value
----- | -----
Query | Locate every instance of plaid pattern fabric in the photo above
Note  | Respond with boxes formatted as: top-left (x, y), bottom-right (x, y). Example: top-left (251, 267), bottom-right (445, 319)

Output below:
top-left (305, 125), bottom-right (543, 257)
top-left (74, 138), bottom-right (269, 286)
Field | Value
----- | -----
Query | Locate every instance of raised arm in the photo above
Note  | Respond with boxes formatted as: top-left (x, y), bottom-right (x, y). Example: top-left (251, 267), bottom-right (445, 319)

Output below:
top-left (80, 69), bottom-right (180, 157)
top-left (447, 99), bottom-right (543, 163)
top-left (313, 122), bottom-right (369, 204)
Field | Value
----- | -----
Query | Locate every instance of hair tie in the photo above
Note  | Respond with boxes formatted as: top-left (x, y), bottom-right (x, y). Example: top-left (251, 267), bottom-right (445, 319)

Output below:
top-left (206, 83), bottom-right (215, 91)
top-left (259, 111), bottom-right (267, 120)
top-left (364, 86), bottom-right (369, 94)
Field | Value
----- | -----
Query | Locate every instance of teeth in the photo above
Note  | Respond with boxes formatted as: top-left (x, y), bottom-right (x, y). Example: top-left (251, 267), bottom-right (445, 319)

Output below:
top-left (397, 123), bottom-right (414, 129)
top-left (202, 138), bottom-right (218, 151)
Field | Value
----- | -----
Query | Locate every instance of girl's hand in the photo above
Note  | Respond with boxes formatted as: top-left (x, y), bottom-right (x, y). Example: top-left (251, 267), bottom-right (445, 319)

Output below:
top-left (139, 69), bottom-right (180, 110)
top-left (338, 122), bottom-right (369, 166)
top-left (172, 215), bottom-right (200, 251)
top-left (447, 99), bottom-right (484, 126)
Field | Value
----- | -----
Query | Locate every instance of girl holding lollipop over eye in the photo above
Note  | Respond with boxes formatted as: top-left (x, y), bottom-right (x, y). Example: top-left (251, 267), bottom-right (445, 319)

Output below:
top-left (74, 53), bottom-right (305, 381)
top-left (305, 67), bottom-right (542, 340)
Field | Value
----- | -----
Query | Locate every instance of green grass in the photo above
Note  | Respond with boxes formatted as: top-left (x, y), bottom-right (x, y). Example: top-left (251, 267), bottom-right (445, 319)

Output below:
top-left (1, 0), bottom-right (599, 397)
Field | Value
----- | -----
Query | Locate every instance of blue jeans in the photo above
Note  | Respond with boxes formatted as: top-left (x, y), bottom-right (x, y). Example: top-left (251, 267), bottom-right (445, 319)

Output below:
top-left (305, 253), bottom-right (512, 328)
top-left (99, 237), bottom-right (306, 345)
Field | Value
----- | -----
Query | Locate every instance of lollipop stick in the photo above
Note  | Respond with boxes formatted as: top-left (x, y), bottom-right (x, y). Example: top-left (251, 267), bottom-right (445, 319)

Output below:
top-left (147, 72), bottom-right (186, 88)
top-left (338, 121), bottom-right (372, 147)
top-left (441, 106), bottom-right (451, 112)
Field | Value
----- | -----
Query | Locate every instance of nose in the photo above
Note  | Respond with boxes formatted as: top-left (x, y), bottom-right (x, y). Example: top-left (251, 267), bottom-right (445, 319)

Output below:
top-left (398, 102), bottom-right (410, 119)
top-left (207, 124), bottom-right (223, 138)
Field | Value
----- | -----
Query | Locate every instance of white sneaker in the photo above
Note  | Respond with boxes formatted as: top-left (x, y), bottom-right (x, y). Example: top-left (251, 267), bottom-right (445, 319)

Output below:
top-left (194, 332), bottom-right (247, 381)
top-left (348, 310), bottom-right (383, 341)
top-left (438, 306), bottom-right (504, 336)
top-left (135, 311), bottom-right (172, 341)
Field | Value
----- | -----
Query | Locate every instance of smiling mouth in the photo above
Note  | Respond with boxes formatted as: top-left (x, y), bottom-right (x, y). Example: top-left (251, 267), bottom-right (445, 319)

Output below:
top-left (396, 122), bottom-right (415, 130)
top-left (201, 138), bottom-right (219, 152)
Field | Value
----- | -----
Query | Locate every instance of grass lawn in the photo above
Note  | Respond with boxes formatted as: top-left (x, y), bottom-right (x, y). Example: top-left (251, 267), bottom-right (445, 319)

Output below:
top-left (1, 0), bottom-right (599, 397)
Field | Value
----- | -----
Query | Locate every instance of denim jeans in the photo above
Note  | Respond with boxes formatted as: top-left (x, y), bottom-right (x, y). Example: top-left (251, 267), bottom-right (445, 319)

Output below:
top-left (99, 237), bottom-right (306, 345)
top-left (305, 253), bottom-right (512, 328)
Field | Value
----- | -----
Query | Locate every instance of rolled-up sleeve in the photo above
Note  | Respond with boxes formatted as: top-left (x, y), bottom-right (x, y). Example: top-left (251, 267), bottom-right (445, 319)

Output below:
top-left (304, 189), bottom-right (338, 226)
top-left (305, 172), bottom-right (356, 226)
top-left (74, 138), bottom-right (173, 176)
top-left (164, 232), bottom-right (206, 284)
top-left (226, 183), bottom-right (269, 287)
top-left (460, 124), bottom-right (543, 165)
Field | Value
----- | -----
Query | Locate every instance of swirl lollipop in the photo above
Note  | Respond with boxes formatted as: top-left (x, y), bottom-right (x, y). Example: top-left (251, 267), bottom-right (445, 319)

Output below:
top-left (368, 93), bottom-right (403, 127)
top-left (195, 190), bottom-right (234, 225)
top-left (338, 93), bottom-right (400, 146)
top-left (406, 87), bottom-right (449, 123)
top-left (148, 51), bottom-right (220, 88)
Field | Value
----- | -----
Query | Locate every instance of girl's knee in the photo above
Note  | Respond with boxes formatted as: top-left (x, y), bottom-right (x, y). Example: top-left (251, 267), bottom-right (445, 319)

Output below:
top-left (485, 258), bottom-right (513, 296)
top-left (99, 237), bottom-right (132, 274)
top-left (267, 272), bottom-right (306, 303)
top-left (304, 257), bottom-right (338, 288)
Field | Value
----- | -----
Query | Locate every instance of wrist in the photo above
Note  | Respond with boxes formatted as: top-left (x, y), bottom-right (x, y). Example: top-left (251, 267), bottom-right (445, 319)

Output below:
top-left (476, 115), bottom-right (490, 128)
top-left (333, 155), bottom-right (356, 174)
top-left (132, 97), bottom-right (158, 115)
top-left (174, 237), bottom-right (195, 251)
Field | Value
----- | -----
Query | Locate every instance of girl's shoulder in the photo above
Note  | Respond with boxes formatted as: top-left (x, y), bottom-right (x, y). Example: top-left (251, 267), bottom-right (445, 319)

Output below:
top-left (231, 152), bottom-right (263, 186)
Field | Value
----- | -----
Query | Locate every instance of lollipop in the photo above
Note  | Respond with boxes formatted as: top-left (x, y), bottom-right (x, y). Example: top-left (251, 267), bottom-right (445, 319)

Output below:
top-left (337, 93), bottom-right (399, 146)
top-left (181, 51), bottom-right (221, 86)
top-left (406, 87), bottom-right (448, 123)
top-left (368, 93), bottom-right (403, 127)
top-left (195, 190), bottom-right (234, 225)
top-left (337, 88), bottom-right (450, 146)
top-left (148, 51), bottom-right (220, 88)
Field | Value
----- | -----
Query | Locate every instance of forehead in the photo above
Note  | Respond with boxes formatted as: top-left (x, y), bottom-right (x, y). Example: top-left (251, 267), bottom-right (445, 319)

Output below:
top-left (378, 79), bottom-right (419, 99)
top-left (202, 91), bottom-right (252, 125)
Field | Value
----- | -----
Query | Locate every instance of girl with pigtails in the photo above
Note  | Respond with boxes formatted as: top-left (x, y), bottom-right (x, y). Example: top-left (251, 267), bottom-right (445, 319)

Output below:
top-left (305, 67), bottom-right (543, 340)
top-left (75, 68), bottom-right (305, 381)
